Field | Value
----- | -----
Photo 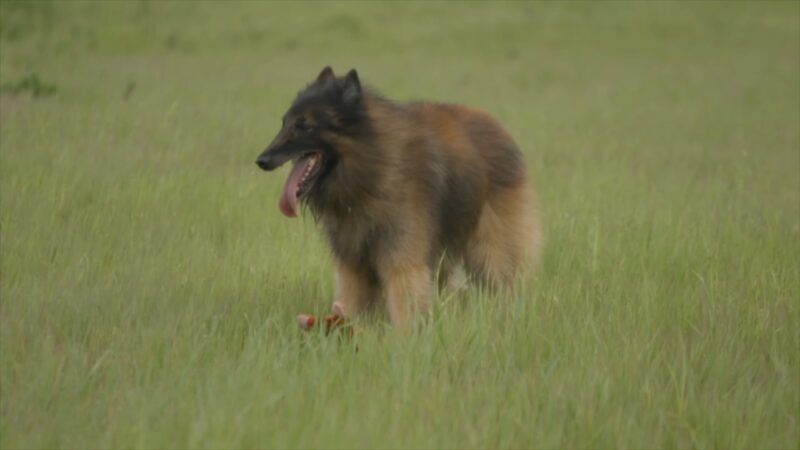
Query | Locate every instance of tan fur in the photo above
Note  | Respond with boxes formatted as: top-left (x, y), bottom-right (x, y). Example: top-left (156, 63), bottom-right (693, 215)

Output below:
top-left (466, 185), bottom-right (541, 287)
top-left (329, 99), bottom-right (540, 325)
top-left (259, 70), bottom-right (541, 327)
top-left (335, 262), bottom-right (377, 315)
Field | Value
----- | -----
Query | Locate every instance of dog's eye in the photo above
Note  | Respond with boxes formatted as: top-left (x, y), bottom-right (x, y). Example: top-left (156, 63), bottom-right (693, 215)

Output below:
top-left (295, 119), bottom-right (314, 133)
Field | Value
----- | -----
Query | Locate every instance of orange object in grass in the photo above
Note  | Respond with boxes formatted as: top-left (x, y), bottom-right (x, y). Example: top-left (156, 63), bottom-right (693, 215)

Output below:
top-left (297, 309), bottom-right (352, 337)
top-left (297, 314), bottom-right (315, 330)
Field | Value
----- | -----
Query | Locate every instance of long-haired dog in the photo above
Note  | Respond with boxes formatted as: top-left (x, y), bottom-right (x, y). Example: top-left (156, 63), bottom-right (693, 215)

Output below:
top-left (256, 67), bottom-right (541, 326)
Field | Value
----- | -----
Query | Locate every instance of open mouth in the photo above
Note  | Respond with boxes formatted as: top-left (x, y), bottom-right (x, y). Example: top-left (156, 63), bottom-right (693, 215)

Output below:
top-left (279, 152), bottom-right (323, 218)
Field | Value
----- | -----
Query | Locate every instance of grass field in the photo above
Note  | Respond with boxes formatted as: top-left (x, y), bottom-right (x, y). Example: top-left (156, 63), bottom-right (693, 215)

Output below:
top-left (1, 2), bottom-right (798, 449)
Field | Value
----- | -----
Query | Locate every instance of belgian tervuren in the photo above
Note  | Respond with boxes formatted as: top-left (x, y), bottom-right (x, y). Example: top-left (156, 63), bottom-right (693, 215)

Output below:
top-left (256, 66), bottom-right (541, 327)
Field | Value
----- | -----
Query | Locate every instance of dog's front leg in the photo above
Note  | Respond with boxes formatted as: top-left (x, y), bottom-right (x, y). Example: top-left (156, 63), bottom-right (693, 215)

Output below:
top-left (376, 220), bottom-right (434, 327)
top-left (382, 263), bottom-right (432, 327)
top-left (334, 261), bottom-right (377, 318)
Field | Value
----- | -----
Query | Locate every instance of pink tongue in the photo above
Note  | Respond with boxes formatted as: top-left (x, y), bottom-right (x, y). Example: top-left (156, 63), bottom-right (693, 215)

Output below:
top-left (279, 157), bottom-right (312, 218)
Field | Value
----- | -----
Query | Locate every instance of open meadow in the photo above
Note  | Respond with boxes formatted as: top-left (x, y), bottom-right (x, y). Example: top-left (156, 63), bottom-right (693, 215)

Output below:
top-left (1, 2), bottom-right (798, 448)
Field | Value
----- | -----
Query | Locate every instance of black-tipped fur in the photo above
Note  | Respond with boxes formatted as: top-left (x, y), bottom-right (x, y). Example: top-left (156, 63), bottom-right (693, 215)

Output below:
top-left (256, 67), bottom-right (541, 326)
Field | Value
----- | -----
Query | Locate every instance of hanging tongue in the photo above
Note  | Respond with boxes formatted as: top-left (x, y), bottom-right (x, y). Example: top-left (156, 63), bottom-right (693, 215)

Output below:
top-left (279, 156), bottom-right (314, 218)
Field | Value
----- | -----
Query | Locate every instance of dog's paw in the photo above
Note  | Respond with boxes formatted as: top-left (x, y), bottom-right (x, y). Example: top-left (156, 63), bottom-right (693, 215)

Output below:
top-left (332, 300), bottom-right (346, 317)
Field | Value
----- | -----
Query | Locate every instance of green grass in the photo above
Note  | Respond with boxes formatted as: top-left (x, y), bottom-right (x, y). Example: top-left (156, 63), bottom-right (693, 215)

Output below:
top-left (1, 2), bottom-right (798, 449)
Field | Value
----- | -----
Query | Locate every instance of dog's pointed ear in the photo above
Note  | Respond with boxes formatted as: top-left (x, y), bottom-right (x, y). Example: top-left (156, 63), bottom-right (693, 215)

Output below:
top-left (342, 69), bottom-right (361, 104)
top-left (316, 66), bottom-right (335, 83)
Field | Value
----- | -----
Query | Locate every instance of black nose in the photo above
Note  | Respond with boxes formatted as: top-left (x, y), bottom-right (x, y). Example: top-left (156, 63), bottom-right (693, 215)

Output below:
top-left (255, 156), bottom-right (273, 171)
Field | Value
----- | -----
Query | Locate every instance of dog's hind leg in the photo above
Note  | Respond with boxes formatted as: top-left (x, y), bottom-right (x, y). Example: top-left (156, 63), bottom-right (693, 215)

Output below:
top-left (465, 185), bottom-right (540, 289)
top-left (437, 255), bottom-right (469, 292)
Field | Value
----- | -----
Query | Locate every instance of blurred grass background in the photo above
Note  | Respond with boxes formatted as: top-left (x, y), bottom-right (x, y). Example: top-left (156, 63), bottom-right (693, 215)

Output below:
top-left (1, 1), bottom-right (798, 449)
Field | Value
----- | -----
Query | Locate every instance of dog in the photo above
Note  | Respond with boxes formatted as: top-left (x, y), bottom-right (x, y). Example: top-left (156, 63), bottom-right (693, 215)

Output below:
top-left (256, 66), bottom-right (541, 327)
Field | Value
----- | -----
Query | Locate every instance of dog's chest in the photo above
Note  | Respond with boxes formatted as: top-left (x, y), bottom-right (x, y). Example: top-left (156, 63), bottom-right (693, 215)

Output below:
top-left (322, 212), bottom-right (386, 267)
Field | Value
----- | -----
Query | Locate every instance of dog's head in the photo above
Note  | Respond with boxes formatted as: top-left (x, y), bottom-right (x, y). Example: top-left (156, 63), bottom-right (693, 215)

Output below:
top-left (256, 66), bottom-right (368, 218)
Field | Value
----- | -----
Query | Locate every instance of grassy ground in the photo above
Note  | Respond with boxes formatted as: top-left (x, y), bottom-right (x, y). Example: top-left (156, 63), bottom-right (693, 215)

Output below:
top-left (1, 2), bottom-right (798, 449)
